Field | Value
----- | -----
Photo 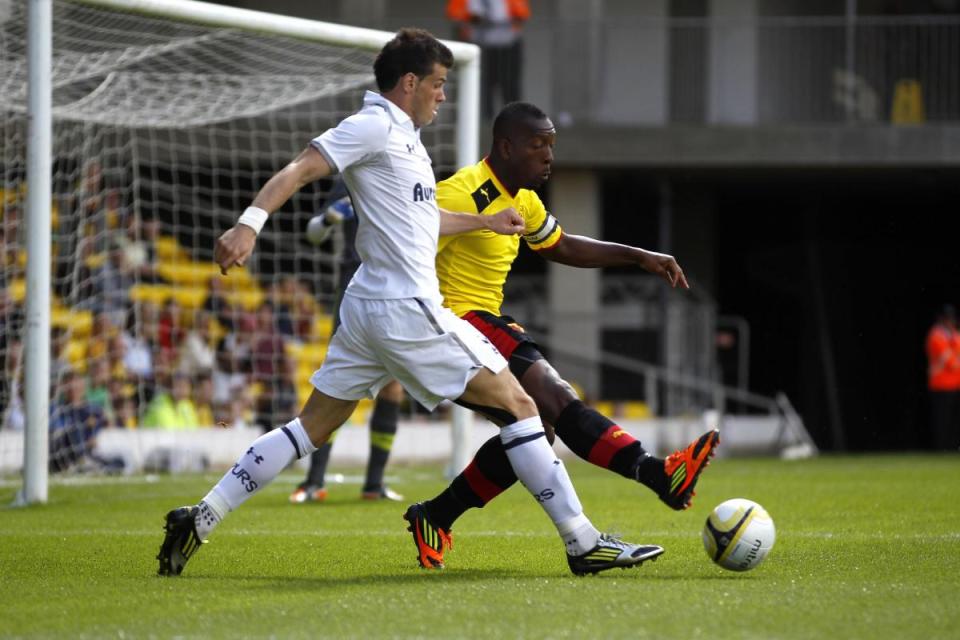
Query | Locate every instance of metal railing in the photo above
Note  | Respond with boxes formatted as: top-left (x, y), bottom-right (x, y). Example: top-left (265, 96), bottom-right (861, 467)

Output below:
top-left (532, 15), bottom-right (960, 126)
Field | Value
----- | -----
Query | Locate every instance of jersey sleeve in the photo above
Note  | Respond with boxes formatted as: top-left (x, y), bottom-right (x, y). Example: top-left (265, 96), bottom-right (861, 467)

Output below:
top-left (436, 176), bottom-right (476, 254)
top-left (521, 192), bottom-right (562, 251)
top-left (310, 111), bottom-right (389, 172)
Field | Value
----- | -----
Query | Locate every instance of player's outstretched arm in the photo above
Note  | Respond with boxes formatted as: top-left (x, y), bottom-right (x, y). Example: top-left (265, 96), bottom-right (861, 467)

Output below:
top-left (438, 206), bottom-right (524, 236)
top-left (215, 147), bottom-right (333, 274)
top-left (539, 233), bottom-right (689, 289)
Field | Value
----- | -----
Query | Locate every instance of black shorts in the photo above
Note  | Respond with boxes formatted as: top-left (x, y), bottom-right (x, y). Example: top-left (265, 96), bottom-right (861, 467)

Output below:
top-left (461, 310), bottom-right (544, 380)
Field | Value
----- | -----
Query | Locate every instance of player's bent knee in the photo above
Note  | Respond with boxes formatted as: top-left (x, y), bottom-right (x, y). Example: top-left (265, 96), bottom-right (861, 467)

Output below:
top-left (504, 384), bottom-right (538, 421)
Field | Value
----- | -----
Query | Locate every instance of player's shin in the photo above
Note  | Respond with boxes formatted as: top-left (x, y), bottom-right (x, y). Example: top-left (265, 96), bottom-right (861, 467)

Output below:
top-left (499, 417), bottom-right (600, 555)
top-left (424, 434), bottom-right (517, 530)
top-left (555, 400), bottom-right (648, 478)
top-left (196, 417), bottom-right (317, 539)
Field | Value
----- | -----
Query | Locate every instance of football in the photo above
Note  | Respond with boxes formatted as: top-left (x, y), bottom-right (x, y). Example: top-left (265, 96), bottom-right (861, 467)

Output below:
top-left (702, 498), bottom-right (776, 571)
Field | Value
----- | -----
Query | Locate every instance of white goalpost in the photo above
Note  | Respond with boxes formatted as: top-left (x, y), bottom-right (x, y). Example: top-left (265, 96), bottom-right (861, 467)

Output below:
top-left (4, 0), bottom-right (479, 503)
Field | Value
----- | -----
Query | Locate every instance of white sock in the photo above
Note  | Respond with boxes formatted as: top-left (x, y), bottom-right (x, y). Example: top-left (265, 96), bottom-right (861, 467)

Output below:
top-left (499, 416), bottom-right (600, 555)
top-left (194, 418), bottom-right (317, 540)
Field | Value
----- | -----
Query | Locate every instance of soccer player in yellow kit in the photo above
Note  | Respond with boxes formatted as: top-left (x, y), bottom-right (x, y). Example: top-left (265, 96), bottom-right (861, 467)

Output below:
top-left (405, 102), bottom-right (720, 569)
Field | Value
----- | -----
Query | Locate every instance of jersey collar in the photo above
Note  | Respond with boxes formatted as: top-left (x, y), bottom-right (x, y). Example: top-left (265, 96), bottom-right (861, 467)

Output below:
top-left (363, 90), bottom-right (416, 132)
top-left (483, 157), bottom-right (517, 198)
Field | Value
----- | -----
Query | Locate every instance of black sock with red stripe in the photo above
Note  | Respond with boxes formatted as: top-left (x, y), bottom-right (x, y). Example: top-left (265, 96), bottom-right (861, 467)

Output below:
top-left (554, 399), bottom-right (654, 480)
top-left (424, 435), bottom-right (518, 531)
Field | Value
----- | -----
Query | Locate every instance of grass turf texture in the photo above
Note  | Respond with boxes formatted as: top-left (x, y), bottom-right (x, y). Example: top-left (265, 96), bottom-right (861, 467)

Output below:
top-left (1, 454), bottom-right (958, 639)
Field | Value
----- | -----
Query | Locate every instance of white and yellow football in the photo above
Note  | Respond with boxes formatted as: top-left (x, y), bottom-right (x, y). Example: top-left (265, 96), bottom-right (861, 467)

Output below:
top-left (702, 498), bottom-right (776, 571)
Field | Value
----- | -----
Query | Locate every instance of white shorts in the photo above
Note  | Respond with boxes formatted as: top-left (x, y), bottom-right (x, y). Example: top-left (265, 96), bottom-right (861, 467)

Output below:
top-left (310, 294), bottom-right (507, 410)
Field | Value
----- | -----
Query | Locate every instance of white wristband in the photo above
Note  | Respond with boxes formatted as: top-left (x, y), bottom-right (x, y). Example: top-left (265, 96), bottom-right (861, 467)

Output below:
top-left (237, 206), bottom-right (269, 234)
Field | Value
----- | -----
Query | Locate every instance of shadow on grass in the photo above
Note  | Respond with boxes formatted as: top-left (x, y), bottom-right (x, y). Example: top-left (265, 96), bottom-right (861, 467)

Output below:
top-left (159, 565), bottom-right (757, 589)
top-left (174, 567), bottom-right (534, 590)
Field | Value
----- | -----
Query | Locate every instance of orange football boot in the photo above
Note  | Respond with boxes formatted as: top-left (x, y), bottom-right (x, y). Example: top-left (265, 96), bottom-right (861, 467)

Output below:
top-left (660, 429), bottom-right (720, 510)
top-left (403, 503), bottom-right (453, 569)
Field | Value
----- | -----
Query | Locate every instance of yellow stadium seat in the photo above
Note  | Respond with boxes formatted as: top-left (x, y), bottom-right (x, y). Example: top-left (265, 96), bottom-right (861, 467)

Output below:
top-left (65, 339), bottom-right (88, 365)
top-left (157, 262), bottom-right (222, 286)
top-left (169, 286), bottom-right (208, 309)
top-left (51, 307), bottom-right (93, 337)
top-left (225, 288), bottom-right (265, 310)
top-left (350, 398), bottom-right (373, 426)
top-left (592, 400), bottom-right (615, 419)
top-left (155, 236), bottom-right (187, 261)
top-left (622, 401), bottom-right (651, 420)
top-left (314, 314), bottom-right (334, 338)
top-left (296, 342), bottom-right (328, 365)
top-left (297, 382), bottom-right (313, 407)
top-left (284, 342), bottom-right (304, 358)
top-left (84, 252), bottom-right (107, 269)
top-left (157, 262), bottom-right (257, 290)
top-left (129, 283), bottom-right (174, 306)
top-left (210, 318), bottom-right (227, 343)
top-left (297, 362), bottom-right (316, 382)
top-left (9, 279), bottom-right (25, 302)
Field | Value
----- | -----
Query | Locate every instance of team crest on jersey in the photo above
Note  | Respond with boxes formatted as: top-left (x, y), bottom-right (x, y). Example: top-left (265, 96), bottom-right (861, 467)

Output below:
top-left (470, 179), bottom-right (501, 213)
top-left (413, 182), bottom-right (435, 202)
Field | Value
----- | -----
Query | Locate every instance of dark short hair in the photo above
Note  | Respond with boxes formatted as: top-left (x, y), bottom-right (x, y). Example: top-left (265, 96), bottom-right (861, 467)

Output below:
top-left (492, 102), bottom-right (550, 141)
top-left (373, 28), bottom-right (454, 92)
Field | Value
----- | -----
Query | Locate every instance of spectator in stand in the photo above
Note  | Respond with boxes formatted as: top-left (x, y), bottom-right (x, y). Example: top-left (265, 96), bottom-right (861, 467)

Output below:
top-left (291, 279), bottom-right (318, 343)
top-left (87, 311), bottom-right (118, 364)
top-left (102, 188), bottom-right (128, 233)
top-left (194, 371), bottom-right (216, 427)
top-left (118, 308), bottom-right (153, 382)
top-left (0, 222), bottom-right (23, 290)
top-left (926, 304), bottom-right (960, 450)
top-left (273, 353), bottom-right (301, 424)
top-left (119, 212), bottom-right (165, 284)
top-left (0, 288), bottom-right (24, 429)
top-left (86, 357), bottom-right (117, 427)
top-left (269, 277), bottom-right (298, 339)
top-left (225, 393), bottom-right (254, 430)
top-left (156, 297), bottom-right (183, 373)
top-left (1, 336), bottom-right (24, 431)
top-left (138, 302), bottom-right (162, 357)
top-left (141, 371), bottom-right (200, 430)
top-left (178, 310), bottom-right (216, 376)
top-left (49, 369), bottom-right (122, 473)
top-left (447, 0), bottom-right (530, 118)
top-left (250, 302), bottom-right (288, 431)
top-left (202, 275), bottom-right (236, 331)
top-left (50, 327), bottom-right (72, 386)
top-left (212, 310), bottom-right (254, 415)
top-left (91, 239), bottom-right (136, 326)
top-left (108, 375), bottom-right (137, 429)
top-left (55, 160), bottom-right (103, 300)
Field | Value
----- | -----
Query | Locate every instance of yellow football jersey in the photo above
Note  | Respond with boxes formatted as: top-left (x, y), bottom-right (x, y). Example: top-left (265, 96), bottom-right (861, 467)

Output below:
top-left (436, 159), bottom-right (563, 317)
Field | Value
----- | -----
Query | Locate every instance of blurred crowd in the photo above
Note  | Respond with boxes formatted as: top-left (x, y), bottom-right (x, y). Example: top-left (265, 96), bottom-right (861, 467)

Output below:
top-left (1, 161), bottom-right (323, 472)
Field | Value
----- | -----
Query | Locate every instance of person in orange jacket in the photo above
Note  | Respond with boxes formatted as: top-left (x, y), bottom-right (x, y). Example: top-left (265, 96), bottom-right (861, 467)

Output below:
top-left (925, 304), bottom-right (960, 450)
top-left (447, 0), bottom-right (531, 117)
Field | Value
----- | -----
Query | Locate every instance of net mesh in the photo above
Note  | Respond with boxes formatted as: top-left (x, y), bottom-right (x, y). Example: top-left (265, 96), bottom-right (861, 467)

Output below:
top-left (0, 0), bottom-right (460, 474)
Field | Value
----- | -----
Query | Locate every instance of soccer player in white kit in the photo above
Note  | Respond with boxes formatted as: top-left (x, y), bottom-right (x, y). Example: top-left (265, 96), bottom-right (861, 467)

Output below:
top-left (157, 28), bottom-right (663, 577)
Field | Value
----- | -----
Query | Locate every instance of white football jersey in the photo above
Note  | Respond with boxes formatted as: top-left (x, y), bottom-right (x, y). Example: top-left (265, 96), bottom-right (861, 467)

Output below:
top-left (312, 91), bottom-right (441, 302)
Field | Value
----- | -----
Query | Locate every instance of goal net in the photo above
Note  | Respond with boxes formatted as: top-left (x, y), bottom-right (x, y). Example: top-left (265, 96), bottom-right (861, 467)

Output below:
top-left (0, 0), bottom-right (477, 484)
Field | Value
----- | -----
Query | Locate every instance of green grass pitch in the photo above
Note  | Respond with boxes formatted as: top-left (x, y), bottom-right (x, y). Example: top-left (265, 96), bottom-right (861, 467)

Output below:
top-left (1, 454), bottom-right (958, 639)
